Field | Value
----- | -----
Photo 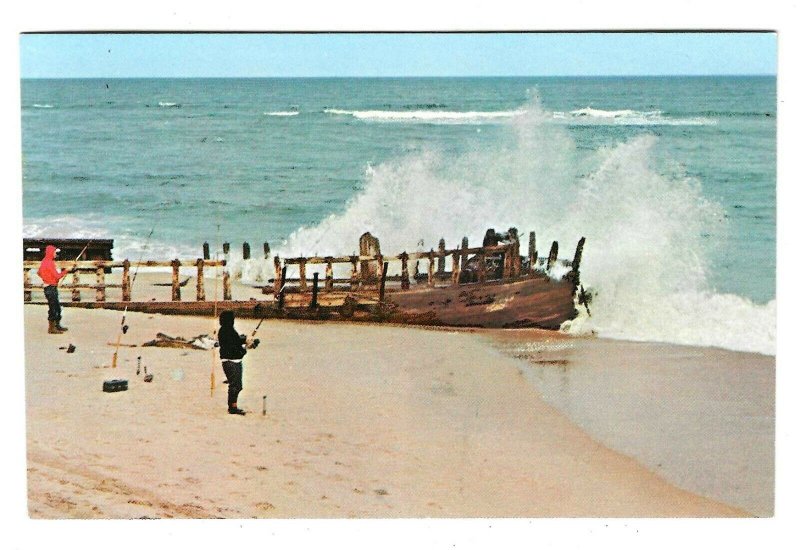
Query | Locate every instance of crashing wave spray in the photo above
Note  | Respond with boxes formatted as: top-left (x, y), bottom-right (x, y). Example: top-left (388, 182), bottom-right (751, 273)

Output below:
top-left (279, 98), bottom-right (774, 355)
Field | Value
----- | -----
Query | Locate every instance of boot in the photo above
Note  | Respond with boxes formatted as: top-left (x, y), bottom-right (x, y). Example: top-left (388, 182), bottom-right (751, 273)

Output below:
top-left (48, 320), bottom-right (65, 334)
top-left (56, 319), bottom-right (68, 332)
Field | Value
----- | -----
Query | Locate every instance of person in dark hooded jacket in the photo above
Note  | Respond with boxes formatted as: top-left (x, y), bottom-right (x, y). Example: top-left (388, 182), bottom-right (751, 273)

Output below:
top-left (37, 245), bottom-right (72, 334)
top-left (218, 310), bottom-right (248, 415)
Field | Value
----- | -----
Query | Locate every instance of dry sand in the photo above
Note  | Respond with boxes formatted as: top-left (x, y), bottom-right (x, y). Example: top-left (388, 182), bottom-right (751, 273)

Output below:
top-left (24, 298), bottom-right (756, 519)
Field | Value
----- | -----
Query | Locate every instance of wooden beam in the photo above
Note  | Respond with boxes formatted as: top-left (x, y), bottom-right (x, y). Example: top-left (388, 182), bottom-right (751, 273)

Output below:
top-left (437, 238), bottom-right (446, 274)
top-left (122, 260), bottom-right (131, 301)
top-left (96, 266), bottom-right (105, 302)
top-left (325, 258), bottom-right (334, 292)
top-left (451, 250), bottom-right (461, 286)
top-left (400, 252), bottom-right (410, 290)
top-left (23, 269), bottom-right (31, 302)
top-left (171, 259), bottom-right (181, 301)
top-left (273, 256), bottom-right (282, 295)
top-left (547, 241), bottom-right (559, 271)
top-left (196, 258), bottom-right (206, 301)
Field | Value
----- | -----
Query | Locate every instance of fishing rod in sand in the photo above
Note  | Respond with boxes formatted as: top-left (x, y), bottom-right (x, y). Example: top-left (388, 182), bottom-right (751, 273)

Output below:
top-left (210, 222), bottom-right (221, 397)
top-left (111, 225), bottom-right (156, 369)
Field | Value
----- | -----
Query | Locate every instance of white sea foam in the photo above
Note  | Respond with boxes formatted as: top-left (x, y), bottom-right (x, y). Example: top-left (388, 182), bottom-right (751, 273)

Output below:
top-left (553, 107), bottom-right (716, 126)
top-left (23, 215), bottom-right (198, 268)
top-left (324, 108), bottom-right (525, 124)
top-left (324, 105), bottom-right (713, 126)
top-left (158, 101), bottom-right (180, 108)
top-left (280, 99), bottom-right (774, 355)
top-left (264, 111), bottom-right (299, 117)
top-left (32, 104), bottom-right (54, 109)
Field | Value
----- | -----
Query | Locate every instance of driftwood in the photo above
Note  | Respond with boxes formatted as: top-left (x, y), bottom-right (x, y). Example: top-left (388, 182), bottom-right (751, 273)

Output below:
top-left (142, 332), bottom-right (216, 350)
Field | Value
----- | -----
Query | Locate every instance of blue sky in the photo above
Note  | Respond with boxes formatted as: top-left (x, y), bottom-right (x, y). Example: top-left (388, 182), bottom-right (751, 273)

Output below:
top-left (20, 32), bottom-right (776, 78)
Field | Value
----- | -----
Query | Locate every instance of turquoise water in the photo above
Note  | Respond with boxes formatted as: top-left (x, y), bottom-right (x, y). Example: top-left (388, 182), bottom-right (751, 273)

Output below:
top-left (20, 77), bottom-right (776, 353)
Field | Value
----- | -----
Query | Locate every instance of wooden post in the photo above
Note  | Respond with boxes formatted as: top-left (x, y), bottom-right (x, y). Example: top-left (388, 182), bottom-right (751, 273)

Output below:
top-left (263, 242), bottom-right (270, 258)
top-left (278, 266), bottom-right (287, 311)
top-left (460, 237), bottom-right (469, 272)
top-left (122, 260), bottom-right (131, 301)
top-left (203, 242), bottom-right (210, 260)
top-left (325, 258), bottom-right (334, 291)
top-left (243, 242), bottom-right (250, 260)
top-left (477, 251), bottom-right (487, 283)
top-left (547, 241), bottom-right (559, 271)
top-left (274, 256), bottom-right (282, 295)
top-left (96, 266), bottom-right (106, 302)
top-left (359, 232), bottom-right (381, 282)
top-left (528, 231), bottom-right (537, 273)
top-left (437, 238), bottom-right (446, 274)
top-left (428, 250), bottom-right (435, 287)
top-left (503, 245), bottom-right (513, 281)
top-left (223, 266), bottom-right (231, 300)
top-left (350, 255), bottom-right (359, 290)
top-left (375, 254), bottom-right (383, 287)
top-left (310, 272), bottom-right (319, 309)
top-left (379, 261), bottom-right (388, 302)
top-left (509, 228), bottom-right (521, 278)
top-left (23, 269), bottom-right (31, 302)
top-left (400, 252), bottom-right (410, 290)
top-left (569, 237), bottom-right (586, 286)
top-left (298, 258), bottom-right (307, 292)
top-left (171, 259), bottom-right (181, 301)
top-left (196, 258), bottom-right (206, 301)
top-left (451, 250), bottom-right (461, 286)
top-left (71, 271), bottom-right (80, 302)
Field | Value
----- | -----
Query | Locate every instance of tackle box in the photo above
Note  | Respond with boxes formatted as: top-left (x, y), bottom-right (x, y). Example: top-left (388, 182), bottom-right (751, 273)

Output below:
top-left (102, 379), bottom-right (128, 393)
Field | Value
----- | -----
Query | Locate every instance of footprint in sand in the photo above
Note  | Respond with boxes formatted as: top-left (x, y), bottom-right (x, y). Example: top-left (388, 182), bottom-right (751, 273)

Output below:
top-left (255, 501), bottom-right (275, 511)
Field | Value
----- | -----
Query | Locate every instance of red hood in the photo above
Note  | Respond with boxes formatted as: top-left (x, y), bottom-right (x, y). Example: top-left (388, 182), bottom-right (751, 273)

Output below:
top-left (44, 245), bottom-right (57, 261)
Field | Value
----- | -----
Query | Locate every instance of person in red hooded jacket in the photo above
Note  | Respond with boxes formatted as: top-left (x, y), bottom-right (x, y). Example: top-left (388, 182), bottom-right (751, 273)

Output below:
top-left (37, 245), bottom-right (72, 334)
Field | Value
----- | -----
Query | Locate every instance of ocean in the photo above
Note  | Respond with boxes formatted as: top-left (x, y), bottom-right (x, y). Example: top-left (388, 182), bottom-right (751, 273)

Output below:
top-left (20, 76), bottom-right (776, 354)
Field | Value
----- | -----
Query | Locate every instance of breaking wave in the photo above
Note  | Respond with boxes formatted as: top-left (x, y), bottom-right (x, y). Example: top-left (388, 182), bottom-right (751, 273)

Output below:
top-left (264, 111), bottom-right (299, 117)
top-left (324, 106), bottom-right (716, 126)
top-left (323, 108), bottom-right (525, 124)
top-left (282, 99), bottom-right (774, 355)
top-left (553, 107), bottom-right (716, 126)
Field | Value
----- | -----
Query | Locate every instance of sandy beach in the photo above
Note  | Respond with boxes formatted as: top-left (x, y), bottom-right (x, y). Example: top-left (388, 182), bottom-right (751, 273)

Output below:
top-left (23, 282), bottom-right (772, 518)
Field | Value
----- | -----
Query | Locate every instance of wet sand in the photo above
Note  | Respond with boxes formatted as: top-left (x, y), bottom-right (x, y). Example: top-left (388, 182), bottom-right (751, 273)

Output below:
top-left (487, 330), bottom-right (775, 517)
top-left (23, 296), bottom-right (755, 518)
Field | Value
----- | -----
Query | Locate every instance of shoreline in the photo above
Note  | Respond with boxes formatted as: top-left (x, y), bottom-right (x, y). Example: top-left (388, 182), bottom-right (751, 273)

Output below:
top-left (24, 303), bottom-right (768, 518)
top-left (484, 329), bottom-right (775, 517)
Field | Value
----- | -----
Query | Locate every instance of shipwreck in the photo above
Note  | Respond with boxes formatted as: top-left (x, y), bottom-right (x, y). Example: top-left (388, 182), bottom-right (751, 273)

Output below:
top-left (22, 228), bottom-right (587, 330)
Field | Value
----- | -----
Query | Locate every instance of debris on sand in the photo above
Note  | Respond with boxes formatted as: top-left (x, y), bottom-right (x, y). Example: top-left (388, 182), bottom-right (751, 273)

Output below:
top-left (142, 332), bottom-right (216, 350)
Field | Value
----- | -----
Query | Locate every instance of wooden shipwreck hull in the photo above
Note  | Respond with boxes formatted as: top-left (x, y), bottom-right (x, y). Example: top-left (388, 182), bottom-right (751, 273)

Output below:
top-left (23, 228), bottom-right (586, 331)
top-left (384, 273), bottom-right (577, 329)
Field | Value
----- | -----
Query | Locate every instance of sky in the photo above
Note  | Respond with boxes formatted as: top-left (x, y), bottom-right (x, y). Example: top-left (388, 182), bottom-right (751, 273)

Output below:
top-left (19, 32), bottom-right (777, 78)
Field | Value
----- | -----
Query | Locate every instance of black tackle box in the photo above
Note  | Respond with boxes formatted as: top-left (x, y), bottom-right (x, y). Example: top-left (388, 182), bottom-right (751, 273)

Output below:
top-left (102, 379), bottom-right (128, 393)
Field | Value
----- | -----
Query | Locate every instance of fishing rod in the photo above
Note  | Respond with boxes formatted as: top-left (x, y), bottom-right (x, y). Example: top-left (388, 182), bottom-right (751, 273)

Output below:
top-left (54, 241), bottom-right (92, 286)
top-left (111, 225), bottom-right (157, 369)
top-left (210, 222), bottom-right (221, 396)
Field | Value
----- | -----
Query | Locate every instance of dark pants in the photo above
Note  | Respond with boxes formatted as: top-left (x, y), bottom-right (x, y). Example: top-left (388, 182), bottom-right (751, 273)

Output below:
top-left (44, 285), bottom-right (62, 322)
top-left (222, 360), bottom-right (243, 408)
